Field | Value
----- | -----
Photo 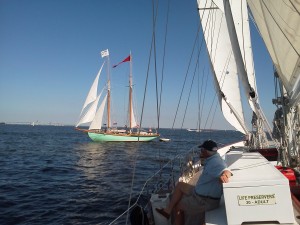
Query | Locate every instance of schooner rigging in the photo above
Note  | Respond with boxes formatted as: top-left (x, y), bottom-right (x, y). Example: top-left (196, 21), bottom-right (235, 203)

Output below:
top-left (75, 50), bottom-right (159, 142)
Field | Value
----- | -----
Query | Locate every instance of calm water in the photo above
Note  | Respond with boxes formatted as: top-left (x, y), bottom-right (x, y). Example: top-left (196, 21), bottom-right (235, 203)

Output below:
top-left (0, 125), bottom-right (244, 225)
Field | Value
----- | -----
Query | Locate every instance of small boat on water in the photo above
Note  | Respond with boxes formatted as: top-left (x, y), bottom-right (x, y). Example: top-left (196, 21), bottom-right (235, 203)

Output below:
top-left (186, 128), bottom-right (201, 132)
top-left (75, 50), bottom-right (159, 142)
top-left (159, 138), bottom-right (170, 142)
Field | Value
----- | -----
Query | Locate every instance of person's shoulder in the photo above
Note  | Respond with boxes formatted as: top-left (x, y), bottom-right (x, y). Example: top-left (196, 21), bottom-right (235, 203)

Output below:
top-left (211, 152), bottom-right (222, 159)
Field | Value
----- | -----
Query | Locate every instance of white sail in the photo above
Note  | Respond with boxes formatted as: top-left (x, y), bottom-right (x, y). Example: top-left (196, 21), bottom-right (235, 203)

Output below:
top-left (76, 94), bottom-right (101, 127)
top-left (75, 51), bottom-right (159, 142)
top-left (130, 105), bottom-right (137, 128)
top-left (229, 0), bottom-right (258, 111)
top-left (79, 62), bottom-right (105, 117)
top-left (198, 0), bottom-right (248, 134)
top-left (247, 0), bottom-right (300, 106)
top-left (89, 94), bottom-right (108, 130)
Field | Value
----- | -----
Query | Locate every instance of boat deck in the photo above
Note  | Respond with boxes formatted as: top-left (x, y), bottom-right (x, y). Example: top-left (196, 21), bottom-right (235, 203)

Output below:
top-left (185, 145), bottom-right (300, 225)
top-left (205, 196), bottom-right (300, 225)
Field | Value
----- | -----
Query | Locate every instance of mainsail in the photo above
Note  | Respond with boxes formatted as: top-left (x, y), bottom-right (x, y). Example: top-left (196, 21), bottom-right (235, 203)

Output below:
top-left (247, 0), bottom-right (300, 107)
top-left (198, 0), bottom-right (248, 134)
top-left (198, 0), bottom-right (273, 149)
top-left (226, 0), bottom-right (258, 109)
top-left (223, 0), bottom-right (271, 148)
top-left (247, 0), bottom-right (300, 165)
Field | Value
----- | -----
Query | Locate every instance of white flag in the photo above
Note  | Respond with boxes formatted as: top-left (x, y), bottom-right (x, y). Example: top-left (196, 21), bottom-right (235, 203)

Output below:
top-left (101, 49), bottom-right (109, 58)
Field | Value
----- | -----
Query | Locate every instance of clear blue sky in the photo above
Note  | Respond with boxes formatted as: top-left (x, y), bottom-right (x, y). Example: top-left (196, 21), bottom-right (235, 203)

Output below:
top-left (0, 0), bottom-right (275, 130)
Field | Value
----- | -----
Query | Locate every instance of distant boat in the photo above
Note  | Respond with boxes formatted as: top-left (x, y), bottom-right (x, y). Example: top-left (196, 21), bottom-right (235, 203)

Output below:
top-left (31, 121), bottom-right (38, 126)
top-left (159, 138), bottom-right (170, 142)
top-left (75, 50), bottom-right (159, 142)
top-left (187, 128), bottom-right (201, 132)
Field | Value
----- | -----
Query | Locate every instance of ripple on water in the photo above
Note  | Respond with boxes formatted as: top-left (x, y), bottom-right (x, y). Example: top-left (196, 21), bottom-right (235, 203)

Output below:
top-left (0, 125), bottom-right (243, 224)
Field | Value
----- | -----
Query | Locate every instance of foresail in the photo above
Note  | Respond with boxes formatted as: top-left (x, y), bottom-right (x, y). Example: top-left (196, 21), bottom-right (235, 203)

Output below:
top-left (79, 62), bottom-right (105, 117)
top-left (76, 94), bottom-right (101, 127)
top-left (198, 0), bottom-right (248, 134)
top-left (247, 0), bottom-right (300, 106)
top-left (89, 94), bottom-right (107, 130)
top-left (130, 106), bottom-right (138, 128)
top-left (229, 0), bottom-right (258, 110)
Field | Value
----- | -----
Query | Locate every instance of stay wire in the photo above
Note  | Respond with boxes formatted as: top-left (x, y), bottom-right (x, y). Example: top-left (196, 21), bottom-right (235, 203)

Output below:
top-left (199, 67), bottom-right (207, 131)
top-left (201, 4), bottom-right (235, 131)
top-left (180, 57), bottom-right (199, 129)
top-left (201, 2), bottom-right (221, 130)
top-left (172, 1), bottom-right (210, 129)
top-left (288, 0), bottom-right (300, 15)
top-left (261, 0), bottom-right (300, 57)
top-left (125, 0), bottom-right (159, 224)
top-left (180, 36), bottom-right (205, 129)
top-left (153, 1), bottom-right (160, 130)
top-left (158, 0), bottom-right (171, 128)
top-left (195, 0), bottom-right (220, 131)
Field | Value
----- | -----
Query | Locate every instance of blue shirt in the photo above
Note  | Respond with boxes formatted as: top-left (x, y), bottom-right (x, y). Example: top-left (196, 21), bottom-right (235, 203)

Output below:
top-left (194, 153), bottom-right (227, 198)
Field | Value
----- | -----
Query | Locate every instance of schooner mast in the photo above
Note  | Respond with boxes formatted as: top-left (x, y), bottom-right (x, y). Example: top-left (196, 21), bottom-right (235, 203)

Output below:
top-left (129, 52), bottom-right (133, 130)
top-left (106, 52), bottom-right (111, 129)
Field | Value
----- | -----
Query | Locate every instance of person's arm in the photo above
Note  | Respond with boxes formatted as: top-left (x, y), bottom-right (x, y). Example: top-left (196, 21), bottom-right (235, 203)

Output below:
top-left (219, 169), bottom-right (232, 183)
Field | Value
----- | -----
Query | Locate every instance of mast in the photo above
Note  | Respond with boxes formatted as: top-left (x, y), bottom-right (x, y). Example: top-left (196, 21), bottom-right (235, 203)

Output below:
top-left (129, 52), bottom-right (133, 129)
top-left (107, 52), bottom-right (111, 129)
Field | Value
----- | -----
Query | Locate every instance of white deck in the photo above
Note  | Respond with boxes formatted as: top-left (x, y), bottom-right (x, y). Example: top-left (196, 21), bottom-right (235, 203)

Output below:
top-left (206, 196), bottom-right (300, 225)
top-left (152, 143), bottom-right (300, 225)
top-left (205, 146), bottom-right (300, 225)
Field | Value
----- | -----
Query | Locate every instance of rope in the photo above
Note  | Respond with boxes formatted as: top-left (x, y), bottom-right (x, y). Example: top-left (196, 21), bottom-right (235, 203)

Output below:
top-left (261, 0), bottom-right (300, 57)
top-left (172, 0), bottom-right (211, 129)
top-left (171, 19), bottom-right (202, 129)
top-left (109, 145), bottom-right (199, 225)
top-left (158, 0), bottom-right (171, 129)
top-left (125, 0), bottom-right (160, 224)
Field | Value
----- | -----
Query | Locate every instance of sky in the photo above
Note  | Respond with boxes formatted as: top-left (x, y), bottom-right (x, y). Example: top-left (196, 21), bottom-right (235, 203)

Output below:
top-left (0, 0), bottom-right (276, 130)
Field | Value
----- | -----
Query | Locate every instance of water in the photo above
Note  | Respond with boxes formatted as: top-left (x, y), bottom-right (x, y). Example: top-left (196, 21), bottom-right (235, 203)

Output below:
top-left (0, 125), bottom-right (244, 225)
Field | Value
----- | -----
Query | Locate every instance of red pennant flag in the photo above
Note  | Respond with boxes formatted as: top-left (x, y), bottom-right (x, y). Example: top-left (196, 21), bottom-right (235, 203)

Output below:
top-left (112, 55), bottom-right (131, 68)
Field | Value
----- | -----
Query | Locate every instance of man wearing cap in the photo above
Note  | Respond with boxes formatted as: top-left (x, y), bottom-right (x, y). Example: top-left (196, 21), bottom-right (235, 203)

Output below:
top-left (156, 140), bottom-right (232, 225)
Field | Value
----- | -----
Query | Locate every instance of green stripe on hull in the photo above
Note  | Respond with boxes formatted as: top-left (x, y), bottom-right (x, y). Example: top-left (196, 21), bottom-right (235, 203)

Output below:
top-left (88, 132), bottom-right (159, 142)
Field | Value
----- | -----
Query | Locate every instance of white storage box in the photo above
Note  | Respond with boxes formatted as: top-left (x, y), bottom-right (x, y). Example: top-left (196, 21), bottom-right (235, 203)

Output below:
top-left (223, 151), bottom-right (295, 225)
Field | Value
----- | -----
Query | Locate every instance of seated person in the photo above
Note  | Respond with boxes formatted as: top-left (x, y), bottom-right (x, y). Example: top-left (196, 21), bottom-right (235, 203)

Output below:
top-left (156, 140), bottom-right (232, 225)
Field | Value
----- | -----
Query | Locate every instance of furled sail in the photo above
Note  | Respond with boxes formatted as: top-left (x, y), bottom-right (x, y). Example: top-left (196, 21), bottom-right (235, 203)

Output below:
top-left (247, 0), bottom-right (300, 106)
top-left (198, 0), bottom-right (248, 134)
top-left (89, 94), bottom-right (108, 130)
top-left (78, 62), bottom-right (105, 117)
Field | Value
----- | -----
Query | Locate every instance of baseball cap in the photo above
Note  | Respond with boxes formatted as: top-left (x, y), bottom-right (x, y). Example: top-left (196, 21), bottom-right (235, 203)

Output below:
top-left (198, 140), bottom-right (218, 151)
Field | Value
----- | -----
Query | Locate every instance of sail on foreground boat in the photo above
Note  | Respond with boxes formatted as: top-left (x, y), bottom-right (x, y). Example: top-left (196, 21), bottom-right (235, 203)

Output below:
top-left (198, 0), bottom-right (273, 150)
top-left (75, 50), bottom-right (159, 142)
top-left (186, 0), bottom-right (300, 223)
top-left (185, 0), bottom-right (299, 223)
top-left (247, 0), bottom-right (300, 167)
top-left (109, 0), bottom-right (300, 224)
